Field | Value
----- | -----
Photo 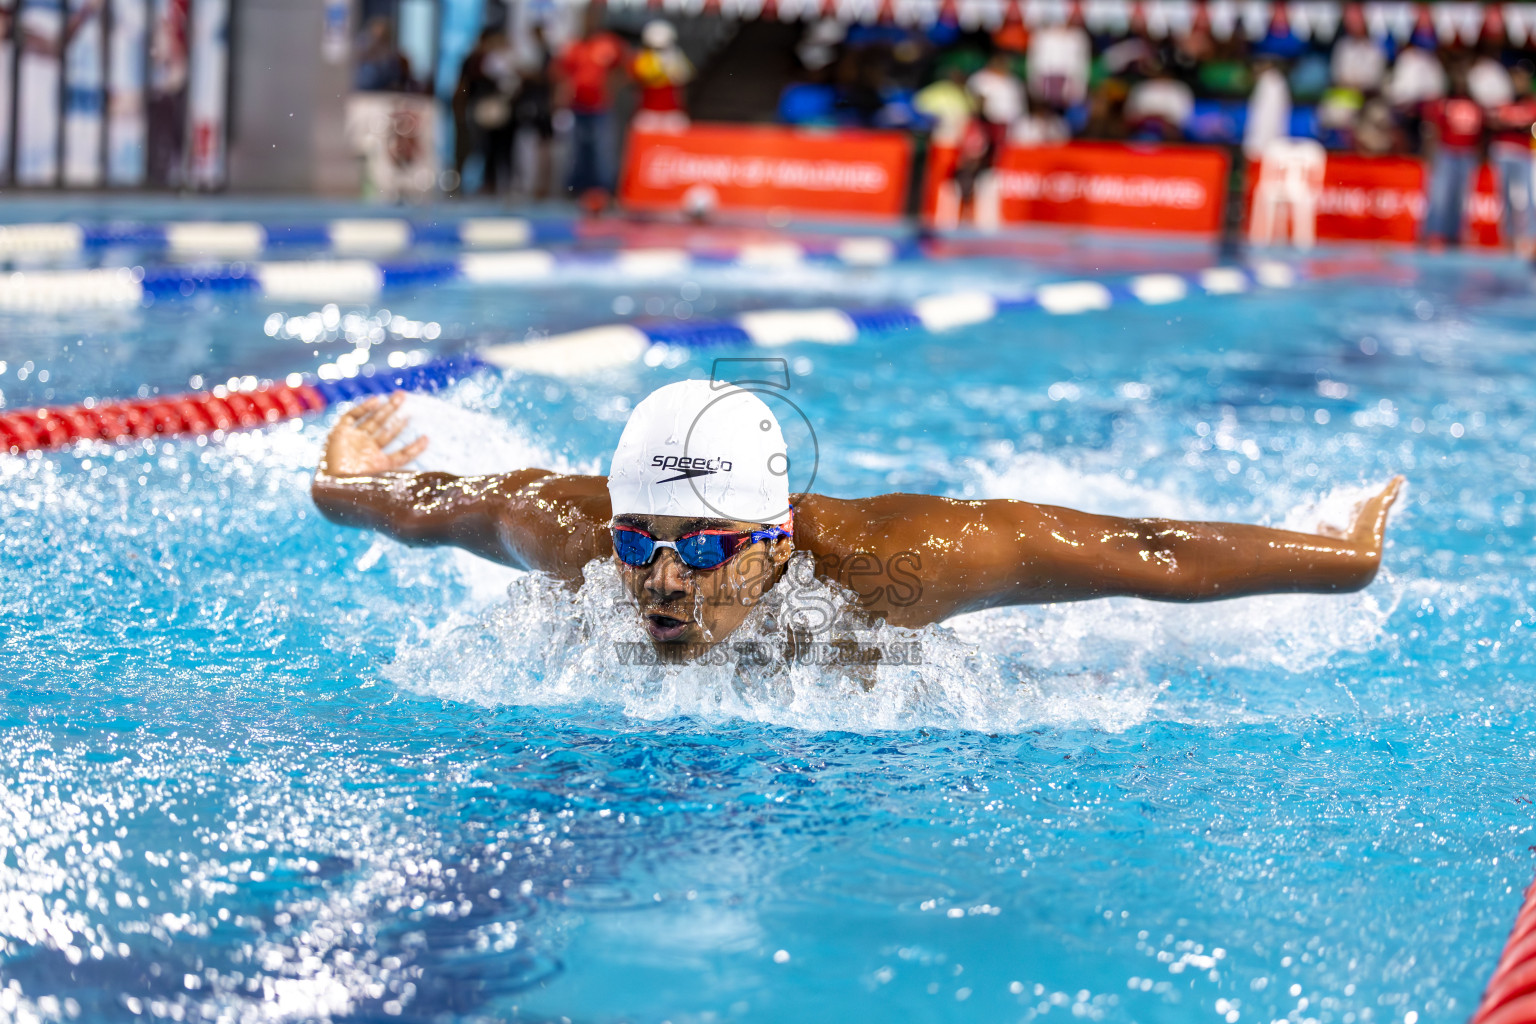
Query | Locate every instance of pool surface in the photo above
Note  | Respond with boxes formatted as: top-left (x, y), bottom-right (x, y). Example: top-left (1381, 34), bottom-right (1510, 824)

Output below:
top-left (1, 209), bottom-right (1531, 1023)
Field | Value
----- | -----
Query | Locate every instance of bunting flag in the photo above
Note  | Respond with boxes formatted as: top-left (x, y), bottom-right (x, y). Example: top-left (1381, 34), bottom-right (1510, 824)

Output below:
top-left (627, 0), bottom-right (1536, 42)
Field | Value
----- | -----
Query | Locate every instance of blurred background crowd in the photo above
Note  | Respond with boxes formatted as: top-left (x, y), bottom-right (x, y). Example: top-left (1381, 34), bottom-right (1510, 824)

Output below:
top-left (345, 0), bottom-right (1536, 246)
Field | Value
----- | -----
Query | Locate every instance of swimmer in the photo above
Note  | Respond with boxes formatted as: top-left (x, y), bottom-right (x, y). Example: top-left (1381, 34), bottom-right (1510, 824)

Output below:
top-left (313, 381), bottom-right (1403, 650)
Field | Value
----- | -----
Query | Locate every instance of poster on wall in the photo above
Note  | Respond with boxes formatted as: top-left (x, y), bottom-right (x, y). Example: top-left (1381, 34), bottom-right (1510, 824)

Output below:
top-left (345, 92), bottom-right (441, 202)
top-left (62, 0), bottom-right (106, 187)
top-left (15, 0), bottom-right (64, 185)
top-left (924, 141), bottom-right (1231, 234)
top-left (147, 0), bottom-right (188, 187)
top-left (185, 0), bottom-right (226, 188)
top-left (621, 125), bottom-right (913, 218)
top-left (107, 0), bottom-right (147, 185)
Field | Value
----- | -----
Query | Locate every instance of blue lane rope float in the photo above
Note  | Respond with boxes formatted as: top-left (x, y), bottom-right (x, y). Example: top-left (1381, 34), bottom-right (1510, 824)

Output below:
top-left (0, 261), bottom-right (1297, 454)
top-left (0, 237), bottom-right (911, 311)
top-left (476, 263), bottom-right (1299, 376)
top-left (0, 216), bottom-right (575, 260)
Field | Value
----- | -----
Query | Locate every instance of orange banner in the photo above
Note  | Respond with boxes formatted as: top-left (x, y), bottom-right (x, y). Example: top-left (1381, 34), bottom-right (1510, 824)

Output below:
top-left (1244, 153), bottom-right (1505, 247)
top-left (924, 141), bottom-right (1230, 234)
top-left (620, 125), bottom-right (912, 218)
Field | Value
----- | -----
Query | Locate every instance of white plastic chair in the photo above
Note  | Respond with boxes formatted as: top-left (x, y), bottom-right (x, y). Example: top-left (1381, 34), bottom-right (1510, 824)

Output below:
top-left (1250, 138), bottom-right (1327, 249)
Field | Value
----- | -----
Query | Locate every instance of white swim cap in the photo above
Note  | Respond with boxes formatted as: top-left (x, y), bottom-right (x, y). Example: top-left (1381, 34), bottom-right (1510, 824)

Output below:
top-left (608, 380), bottom-right (791, 525)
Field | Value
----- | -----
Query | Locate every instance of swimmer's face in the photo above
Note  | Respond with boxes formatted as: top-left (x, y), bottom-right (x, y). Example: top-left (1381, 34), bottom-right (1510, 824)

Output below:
top-left (611, 513), bottom-right (794, 649)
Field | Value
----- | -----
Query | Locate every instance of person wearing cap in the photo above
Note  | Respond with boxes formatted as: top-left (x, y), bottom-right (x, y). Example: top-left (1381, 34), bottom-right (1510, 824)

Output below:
top-left (631, 20), bottom-right (693, 132)
top-left (312, 384), bottom-right (1403, 653)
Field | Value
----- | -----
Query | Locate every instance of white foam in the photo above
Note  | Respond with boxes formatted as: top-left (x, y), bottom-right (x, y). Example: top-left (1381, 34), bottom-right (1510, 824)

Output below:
top-left (387, 556), bottom-right (1068, 734)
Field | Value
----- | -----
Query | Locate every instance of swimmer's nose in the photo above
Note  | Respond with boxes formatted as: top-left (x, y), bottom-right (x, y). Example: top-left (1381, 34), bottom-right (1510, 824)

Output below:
top-left (643, 548), bottom-right (690, 604)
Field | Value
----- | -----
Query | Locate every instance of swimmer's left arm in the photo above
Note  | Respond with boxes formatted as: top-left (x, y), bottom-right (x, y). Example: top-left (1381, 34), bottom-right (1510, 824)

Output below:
top-left (803, 478), bottom-right (1403, 625)
top-left (965, 476), bottom-right (1404, 610)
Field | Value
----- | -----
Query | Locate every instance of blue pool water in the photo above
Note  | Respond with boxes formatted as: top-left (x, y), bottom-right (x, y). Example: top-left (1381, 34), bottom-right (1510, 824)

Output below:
top-left (1, 220), bottom-right (1532, 1023)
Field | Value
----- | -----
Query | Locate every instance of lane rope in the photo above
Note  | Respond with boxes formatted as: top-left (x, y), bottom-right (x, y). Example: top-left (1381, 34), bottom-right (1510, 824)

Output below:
top-left (1474, 877), bottom-right (1536, 1024)
top-left (0, 237), bottom-right (908, 310)
top-left (0, 216), bottom-right (572, 259)
top-left (0, 260), bottom-right (1297, 455)
top-left (479, 262), bottom-right (1299, 376)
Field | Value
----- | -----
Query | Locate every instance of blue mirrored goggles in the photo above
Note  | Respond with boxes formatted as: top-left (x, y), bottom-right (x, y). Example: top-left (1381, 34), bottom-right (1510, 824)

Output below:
top-left (610, 524), bottom-right (790, 571)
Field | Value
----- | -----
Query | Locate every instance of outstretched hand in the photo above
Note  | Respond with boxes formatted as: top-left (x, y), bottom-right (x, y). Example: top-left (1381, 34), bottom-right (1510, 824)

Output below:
top-left (1319, 476), bottom-right (1404, 552)
top-left (320, 393), bottom-right (429, 477)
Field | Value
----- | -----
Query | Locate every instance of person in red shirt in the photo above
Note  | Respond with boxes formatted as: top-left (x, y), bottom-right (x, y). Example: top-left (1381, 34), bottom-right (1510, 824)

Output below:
top-left (1490, 65), bottom-right (1536, 255)
top-left (1421, 69), bottom-right (1485, 246)
top-left (631, 20), bottom-right (693, 132)
top-left (557, 8), bottom-right (629, 199)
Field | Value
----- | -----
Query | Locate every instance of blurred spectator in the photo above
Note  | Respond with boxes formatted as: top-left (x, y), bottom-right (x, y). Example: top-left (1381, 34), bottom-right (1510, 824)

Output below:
top-left (148, 0), bottom-right (190, 187)
top-left (1354, 95), bottom-right (1402, 155)
top-left (1125, 62), bottom-right (1193, 140)
top-left (797, 20), bottom-right (845, 74)
top-left (1385, 28), bottom-right (1447, 110)
top-left (1084, 77), bottom-right (1130, 139)
top-left (779, 69), bottom-right (838, 125)
top-left (1490, 64), bottom-right (1536, 254)
top-left (514, 23), bottom-right (556, 199)
top-left (914, 59), bottom-right (975, 143)
top-left (559, 7), bottom-right (630, 198)
top-left (1169, 6), bottom-right (1216, 83)
top-left (1319, 8), bottom-right (1383, 150)
top-left (1421, 68), bottom-right (1484, 246)
top-left (632, 20), bottom-right (694, 131)
top-left (1244, 56), bottom-right (1292, 161)
top-left (354, 17), bottom-right (414, 93)
top-left (1028, 14), bottom-right (1091, 111)
top-left (967, 52), bottom-right (1026, 144)
top-left (1330, 4), bottom-right (1387, 94)
top-left (1469, 42), bottom-right (1515, 108)
top-left (452, 27), bottom-right (515, 196)
top-left (1100, 16), bottom-right (1161, 80)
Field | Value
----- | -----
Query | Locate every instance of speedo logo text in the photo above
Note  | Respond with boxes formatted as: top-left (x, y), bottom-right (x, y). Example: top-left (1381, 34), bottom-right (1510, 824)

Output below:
top-left (653, 454), bottom-right (733, 483)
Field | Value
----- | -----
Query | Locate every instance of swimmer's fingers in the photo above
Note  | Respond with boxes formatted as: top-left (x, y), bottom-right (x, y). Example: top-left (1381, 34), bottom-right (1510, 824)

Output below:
top-left (350, 393), bottom-right (406, 432)
top-left (372, 414), bottom-right (410, 449)
top-left (385, 436), bottom-right (429, 468)
top-left (338, 395), bottom-right (388, 428)
top-left (1351, 475), bottom-right (1405, 547)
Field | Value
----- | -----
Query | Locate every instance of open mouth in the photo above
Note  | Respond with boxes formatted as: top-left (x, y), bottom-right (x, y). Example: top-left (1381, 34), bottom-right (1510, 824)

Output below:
top-left (644, 613), bottom-right (690, 642)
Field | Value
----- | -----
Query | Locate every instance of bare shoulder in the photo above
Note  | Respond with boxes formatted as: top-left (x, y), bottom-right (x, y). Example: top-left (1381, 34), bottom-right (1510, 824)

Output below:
top-left (792, 491), bottom-right (1055, 555)
top-left (494, 470), bottom-right (614, 577)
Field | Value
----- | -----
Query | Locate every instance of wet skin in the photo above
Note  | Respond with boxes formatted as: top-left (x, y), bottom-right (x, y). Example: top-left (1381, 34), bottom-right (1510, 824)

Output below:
top-left (312, 393), bottom-right (1405, 645)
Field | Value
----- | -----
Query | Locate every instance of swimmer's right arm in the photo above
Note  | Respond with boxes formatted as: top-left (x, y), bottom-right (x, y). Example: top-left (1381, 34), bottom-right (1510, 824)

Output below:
top-left (310, 395), bottom-right (613, 578)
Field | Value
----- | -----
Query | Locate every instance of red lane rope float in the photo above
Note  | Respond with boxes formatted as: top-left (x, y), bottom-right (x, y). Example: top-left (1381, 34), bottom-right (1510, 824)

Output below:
top-left (1475, 876), bottom-right (1536, 1024)
top-left (0, 381), bottom-right (327, 455)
